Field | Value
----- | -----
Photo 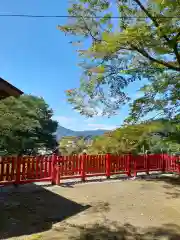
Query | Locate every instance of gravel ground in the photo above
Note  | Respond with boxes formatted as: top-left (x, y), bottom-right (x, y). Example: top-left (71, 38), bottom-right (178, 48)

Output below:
top-left (1, 174), bottom-right (180, 239)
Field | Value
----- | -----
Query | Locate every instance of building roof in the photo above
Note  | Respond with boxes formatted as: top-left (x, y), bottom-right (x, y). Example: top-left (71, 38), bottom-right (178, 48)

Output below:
top-left (0, 77), bottom-right (24, 95)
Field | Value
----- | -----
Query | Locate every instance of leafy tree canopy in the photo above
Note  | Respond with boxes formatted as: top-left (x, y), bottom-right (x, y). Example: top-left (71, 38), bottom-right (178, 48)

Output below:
top-left (88, 117), bottom-right (180, 154)
top-left (88, 120), bottom-right (161, 154)
top-left (0, 95), bottom-right (58, 155)
top-left (59, 0), bottom-right (180, 122)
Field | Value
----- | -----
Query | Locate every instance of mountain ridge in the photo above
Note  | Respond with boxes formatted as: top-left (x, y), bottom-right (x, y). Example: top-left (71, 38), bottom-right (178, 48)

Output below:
top-left (56, 125), bottom-right (108, 140)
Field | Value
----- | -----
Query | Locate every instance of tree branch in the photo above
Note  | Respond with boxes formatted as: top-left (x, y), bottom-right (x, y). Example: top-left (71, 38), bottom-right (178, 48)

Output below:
top-left (174, 31), bottom-right (180, 66)
top-left (81, 16), bottom-right (101, 43)
top-left (133, 0), bottom-right (159, 27)
top-left (133, 0), bottom-right (171, 46)
top-left (134, 0), bottom-right (180, 67)
top-left (132, 44), bottom-right (180, 71)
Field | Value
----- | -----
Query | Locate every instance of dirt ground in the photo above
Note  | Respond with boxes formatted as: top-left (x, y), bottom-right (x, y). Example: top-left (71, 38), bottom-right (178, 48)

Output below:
top-left (1, 175), bottom-right (180, 239)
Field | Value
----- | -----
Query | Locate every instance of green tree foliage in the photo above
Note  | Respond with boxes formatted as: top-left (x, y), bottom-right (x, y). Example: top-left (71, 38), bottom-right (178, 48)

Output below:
top-left (0, 95), bottom-right (58, 155)
top-left (88, 121), bottom-right (161, 154)
top-left (88, 118), bottom-right (180, 155)
top-left (167, 114), bottom-right (180, 144)
top-left (59, 0), bottom-right (180, 121)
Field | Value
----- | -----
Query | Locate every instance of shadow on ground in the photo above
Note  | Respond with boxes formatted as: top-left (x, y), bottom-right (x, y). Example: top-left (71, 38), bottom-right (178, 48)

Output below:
top-left (141, 174), bottom-right (180, 199)
top-left (143, 174), bottom-right (180, 186)
top-left (0, 183), bottom-right (90, 239)
top-left (66, 221), bottom-right (180, 240)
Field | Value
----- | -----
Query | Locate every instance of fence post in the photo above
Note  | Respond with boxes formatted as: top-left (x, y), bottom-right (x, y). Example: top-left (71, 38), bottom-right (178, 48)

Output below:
top-left (56, 163), bottom-right (60, 185)
top-left (162, 153), bottom-right (166, 173)
top-left (177, 159), bottom-right (180, 174)
top-left (15, 156), bottom-right (21, 186)
top-left (134, 155), bottom-right (137, 177)
top-left (51, 154), bottom-right (57, 185)
top-left (178, 155), bottom-right (180, 174)
top-left (127, 154), bottom-right (131, 177)
top-left (106, 153), bottom-right (111, 179)
top-left (146, 154), bottom-right (149, 175)
top-left (81, 153), bottom-right (86, 182)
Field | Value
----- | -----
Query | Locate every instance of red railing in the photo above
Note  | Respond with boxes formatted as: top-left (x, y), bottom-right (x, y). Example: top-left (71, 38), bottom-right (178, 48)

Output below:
top-left (0, 154), bottom-right (179, 186)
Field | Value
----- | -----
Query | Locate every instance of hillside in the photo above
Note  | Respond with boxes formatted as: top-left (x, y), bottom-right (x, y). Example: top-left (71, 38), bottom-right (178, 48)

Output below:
top-left (56, 126), bottom-right (108, 140)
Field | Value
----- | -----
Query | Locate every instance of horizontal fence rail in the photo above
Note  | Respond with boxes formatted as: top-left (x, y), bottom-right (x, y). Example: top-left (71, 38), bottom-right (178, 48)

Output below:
top-left (0, 154), bottom-right (180, 186)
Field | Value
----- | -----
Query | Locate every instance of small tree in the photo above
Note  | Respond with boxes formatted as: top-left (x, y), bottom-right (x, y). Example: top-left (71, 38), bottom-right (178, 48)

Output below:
top-left (0, 95), bottom-right (58, 155)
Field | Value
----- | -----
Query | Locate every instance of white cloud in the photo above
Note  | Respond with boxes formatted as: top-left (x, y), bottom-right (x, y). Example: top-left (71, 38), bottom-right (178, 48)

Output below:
top-left (53, 115), bottom-right (118, 131)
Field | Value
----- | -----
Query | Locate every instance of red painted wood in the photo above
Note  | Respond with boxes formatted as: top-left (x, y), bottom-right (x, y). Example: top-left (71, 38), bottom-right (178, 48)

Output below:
top-left (0, 158), bottom-right (4, 182)
top-left (81, 154), bottom-right (86, 181)
top-left (127, 154), bottom-right (131, 177)
top-left (56, 163), bottom-right (60, 185)
top-left (31, 157), bottom-right (35, 178)
top-left (21, 157), bottom-right (25, 180)
top-left (106, 153), bottom-right (111, 178)
top-left (0, 154), bottom-right (180, 186)
top-left (26, 157), bottom-right (30, 179)
top-left (51, 154), bottom-right (57, 185)
top-left (11, 157), bottom-right (15, 181)
top-left (16, 157), bottom-right (21, 184)
top-left (35, 156), bottom-right (39, 179)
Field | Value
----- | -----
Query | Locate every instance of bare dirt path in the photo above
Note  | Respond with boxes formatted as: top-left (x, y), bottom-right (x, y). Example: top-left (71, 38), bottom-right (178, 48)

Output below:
top-left (1, 175), bottom-right (180, 239)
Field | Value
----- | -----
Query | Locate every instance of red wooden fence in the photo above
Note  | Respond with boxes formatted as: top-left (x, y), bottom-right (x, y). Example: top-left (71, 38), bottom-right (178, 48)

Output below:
top-left (0, 154), bottom-right (179, 186)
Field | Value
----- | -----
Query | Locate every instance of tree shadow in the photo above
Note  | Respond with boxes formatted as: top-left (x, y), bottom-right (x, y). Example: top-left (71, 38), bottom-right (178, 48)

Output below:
top-left (68, 221), bottom-right (180, 240)
top-left (139, 174), bottom-right (180, 199)
top-left (0, 183), bottom-right (90, 239)
top-left (146, 174), bottom-right (180, 186)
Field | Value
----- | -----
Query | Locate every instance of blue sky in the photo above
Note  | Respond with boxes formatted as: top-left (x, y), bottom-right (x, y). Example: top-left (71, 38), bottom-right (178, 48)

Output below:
top-left (0, 0), bottom-right (145, 131)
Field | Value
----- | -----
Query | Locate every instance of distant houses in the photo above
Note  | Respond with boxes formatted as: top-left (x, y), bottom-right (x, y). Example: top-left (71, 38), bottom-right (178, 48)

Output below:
top-left (59, 136), bottom-right (93, 148)
top-left (59, 135), bottom-right (94, 155)
top-left (0, 77), bottom-right (23, 100)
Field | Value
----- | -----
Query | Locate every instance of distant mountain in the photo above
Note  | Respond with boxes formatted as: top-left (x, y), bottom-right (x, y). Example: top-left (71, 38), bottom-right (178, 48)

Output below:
top-left (56, 125), bottom-right (108, 140)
